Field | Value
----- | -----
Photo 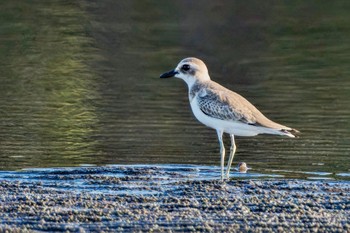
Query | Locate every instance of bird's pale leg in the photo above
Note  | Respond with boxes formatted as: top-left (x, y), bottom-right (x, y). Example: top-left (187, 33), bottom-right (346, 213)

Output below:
top-left (225, 134), bottom-right (236, 179)
top-left (216, 130), bottom-right (225, 181)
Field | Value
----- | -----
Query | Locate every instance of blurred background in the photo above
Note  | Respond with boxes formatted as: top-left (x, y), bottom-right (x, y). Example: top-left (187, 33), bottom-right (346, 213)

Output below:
top-left (0, 0), bottom-right (349, 178)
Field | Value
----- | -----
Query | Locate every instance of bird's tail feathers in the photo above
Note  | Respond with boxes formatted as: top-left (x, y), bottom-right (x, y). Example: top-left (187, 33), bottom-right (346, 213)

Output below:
top-left (280, 128), bottom-right (300, 138)
top-left (258, 127), bottom-right (299, 138)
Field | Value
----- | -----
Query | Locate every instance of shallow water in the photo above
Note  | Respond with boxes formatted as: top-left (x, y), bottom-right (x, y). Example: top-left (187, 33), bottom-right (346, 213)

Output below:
top-left (0, 1), bottom-right (349, 178)
top-left (0, 165), bottom-right (348, 195)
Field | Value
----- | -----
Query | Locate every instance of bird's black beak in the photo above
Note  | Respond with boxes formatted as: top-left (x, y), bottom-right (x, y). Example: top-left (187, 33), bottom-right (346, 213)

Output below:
top-left (160, 70), bottom-right (178, 78)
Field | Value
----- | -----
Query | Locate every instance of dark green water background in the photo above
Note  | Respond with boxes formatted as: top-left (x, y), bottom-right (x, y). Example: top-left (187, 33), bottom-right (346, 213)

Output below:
top-left (0, 1), bottom-right (349, 179)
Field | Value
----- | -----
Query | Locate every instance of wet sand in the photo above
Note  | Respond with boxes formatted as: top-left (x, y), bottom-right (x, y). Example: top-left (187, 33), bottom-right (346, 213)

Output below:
top-left (0, 166), bottom-right (349, 232)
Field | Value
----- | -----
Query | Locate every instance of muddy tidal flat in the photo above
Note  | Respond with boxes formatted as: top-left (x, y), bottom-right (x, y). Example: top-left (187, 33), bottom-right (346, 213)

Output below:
top-left (0, 165), bottom-right (349, 232)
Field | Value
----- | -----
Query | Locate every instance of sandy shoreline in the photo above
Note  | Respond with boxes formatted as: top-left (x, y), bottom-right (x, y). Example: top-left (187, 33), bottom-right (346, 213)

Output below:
top-left (0, 166), bottom-right (349, 232)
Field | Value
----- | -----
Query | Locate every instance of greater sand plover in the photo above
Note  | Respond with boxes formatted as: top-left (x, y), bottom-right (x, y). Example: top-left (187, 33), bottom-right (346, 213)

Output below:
top-left (160, 57), bottom-right (298, 180)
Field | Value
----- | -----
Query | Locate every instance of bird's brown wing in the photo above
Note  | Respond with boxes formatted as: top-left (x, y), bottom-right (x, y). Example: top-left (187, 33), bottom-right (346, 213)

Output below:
top-left (196, 88), bottom-right (257, 124)
top-left (196, 82), bottom-right (291, 130)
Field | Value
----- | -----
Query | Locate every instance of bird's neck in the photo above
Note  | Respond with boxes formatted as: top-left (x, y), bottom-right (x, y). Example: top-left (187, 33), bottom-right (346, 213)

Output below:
top-left (187, 79), bottom-right (209, 102)
top-left (183, 73), bottom-right (211, 90)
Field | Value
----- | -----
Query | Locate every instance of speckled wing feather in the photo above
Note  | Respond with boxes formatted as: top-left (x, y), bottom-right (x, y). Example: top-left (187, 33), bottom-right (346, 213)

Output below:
top-left (195, 81), bottom-right (291, 130)
top-left (197, 88), bottom-right (256, 124)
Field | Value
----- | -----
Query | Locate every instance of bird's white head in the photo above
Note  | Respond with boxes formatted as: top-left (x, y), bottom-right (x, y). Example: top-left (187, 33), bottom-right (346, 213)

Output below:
top-left (160, 57), bottom-right (211, 87)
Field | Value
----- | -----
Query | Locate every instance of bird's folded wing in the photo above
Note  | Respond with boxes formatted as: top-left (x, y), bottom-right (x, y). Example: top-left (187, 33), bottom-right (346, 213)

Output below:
top-left (196, 88), bottom-right (258, 124)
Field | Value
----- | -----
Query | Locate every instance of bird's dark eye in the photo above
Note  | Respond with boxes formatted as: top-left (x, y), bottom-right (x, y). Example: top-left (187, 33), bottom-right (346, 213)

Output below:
top-left (182, 64), bottom-right (190, 71)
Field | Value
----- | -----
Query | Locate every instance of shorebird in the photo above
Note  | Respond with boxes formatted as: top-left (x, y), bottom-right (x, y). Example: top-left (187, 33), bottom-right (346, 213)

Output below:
top-left (160, 57), bottom-right (298, 181)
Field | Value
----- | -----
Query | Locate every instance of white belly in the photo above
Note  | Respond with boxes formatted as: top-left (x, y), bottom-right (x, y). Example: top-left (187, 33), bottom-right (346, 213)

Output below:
top-left (189, 97), bottom-right (261, 136)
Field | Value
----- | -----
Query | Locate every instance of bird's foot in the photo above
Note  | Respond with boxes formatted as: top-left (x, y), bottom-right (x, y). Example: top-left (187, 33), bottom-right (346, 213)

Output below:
top-left (219, 174), bottom-right (230, 182)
